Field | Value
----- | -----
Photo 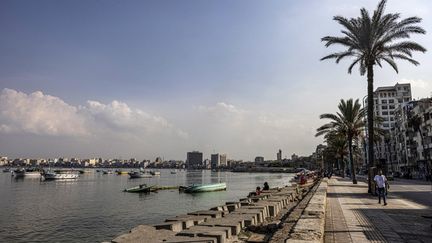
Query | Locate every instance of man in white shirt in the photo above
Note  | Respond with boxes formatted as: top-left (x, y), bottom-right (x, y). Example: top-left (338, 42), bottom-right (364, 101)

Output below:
top-left (374, 170), bottom-right (387, 206)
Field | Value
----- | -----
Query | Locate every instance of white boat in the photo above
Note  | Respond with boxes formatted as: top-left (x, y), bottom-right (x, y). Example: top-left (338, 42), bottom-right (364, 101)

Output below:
top-left (150, 171), bottom-right (161, 176)
top-left (24, 168), bottom-right (42, 178)
top-left (42, 170), bottom-right (79, 180)
top-left (128, 171), bottom-right (152, 179)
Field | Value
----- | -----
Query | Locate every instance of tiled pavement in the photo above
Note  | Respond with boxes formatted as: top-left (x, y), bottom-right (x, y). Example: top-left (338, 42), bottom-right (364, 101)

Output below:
top-left (324, 177), bottom-right (432, 243)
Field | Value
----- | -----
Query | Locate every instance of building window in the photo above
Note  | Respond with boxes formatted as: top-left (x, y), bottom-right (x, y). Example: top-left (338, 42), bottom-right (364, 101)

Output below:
top-left (383, 123), bottom-right (389, 127)
top-left (382, 105), bottom-right (388, 109)
top-left (382, 111), bottom-right (388, 115)
top-left (404, 98), bottom-right (410, 102)
top-left (389, 105), bottom-right (395, 109)
top-left (389, 99), bottom-right (394, 103)
top-left (390, 111), bottom-right (394, 115)
top-left (398, 99), bottom-right (403, 103)
top-left (382, 100), bottom-right (387, 104)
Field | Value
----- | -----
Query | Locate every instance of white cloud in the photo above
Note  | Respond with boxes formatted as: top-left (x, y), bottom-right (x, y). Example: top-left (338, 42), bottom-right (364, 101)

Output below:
top-left (0, 88), bottom-right (187, 140)
top-left (195, 102), bottom-right (320, 159)
top-left (0, 88), bottom-right (88, 136)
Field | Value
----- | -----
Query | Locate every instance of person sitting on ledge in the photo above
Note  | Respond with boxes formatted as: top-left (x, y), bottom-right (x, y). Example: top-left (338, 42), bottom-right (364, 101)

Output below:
top-left (263, 182), bottom-right (269, 190)
top-left (255, 186), bottom-right (261, 195)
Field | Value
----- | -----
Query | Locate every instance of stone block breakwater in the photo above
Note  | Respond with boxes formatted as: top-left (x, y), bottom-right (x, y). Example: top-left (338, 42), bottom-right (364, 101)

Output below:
top-left (110, 178), bottom-right (328, 243)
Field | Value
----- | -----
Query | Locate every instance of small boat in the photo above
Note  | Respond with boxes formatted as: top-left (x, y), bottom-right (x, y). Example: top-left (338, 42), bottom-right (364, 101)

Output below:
top-left (41, 170), bottom-right (79, 180)
top-left (2, 168), bottom-right (11, 173)
top-left (181, 182), bottom-right (227, 193)
top-left (24, 168), bottom-right (43, 178)
top-left (12, 169), bottom-right (25, 178)
top-left (170, 170), bottom-right (177, 174)
top-left (124, 184), bottom-right (156, 193)
top-left (116, 170), bottom-right (129, 175)
top-left (102, 170), bottom-right (113, 174)
top-left (128, 171), bottom-right (152, 179)
top-left (96, 169), bottom-right (101, 172)
top-left (150, 171), bottom-right (161, 176)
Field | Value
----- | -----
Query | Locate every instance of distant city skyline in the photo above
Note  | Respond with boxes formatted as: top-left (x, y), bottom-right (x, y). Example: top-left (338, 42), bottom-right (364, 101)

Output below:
top-left (1, 0), bottom-right (431, 160)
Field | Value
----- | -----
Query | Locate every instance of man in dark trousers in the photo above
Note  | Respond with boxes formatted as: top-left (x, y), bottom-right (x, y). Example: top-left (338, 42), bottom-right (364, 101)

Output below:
top-left (374, 170), bottom-right (387, 206)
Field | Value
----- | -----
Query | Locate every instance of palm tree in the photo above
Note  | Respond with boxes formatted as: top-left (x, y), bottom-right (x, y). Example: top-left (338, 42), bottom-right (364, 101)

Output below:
top-left (316, 99), bottom-right (365, 184)
top-left (325, 131), bottom-right (348, 177)
top-left (320, 0), bottom-right (426, 191)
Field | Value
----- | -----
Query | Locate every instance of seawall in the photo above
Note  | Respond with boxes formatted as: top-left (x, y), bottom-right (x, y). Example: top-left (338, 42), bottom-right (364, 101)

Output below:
top-left (109, 177), bottom-right (328, 243)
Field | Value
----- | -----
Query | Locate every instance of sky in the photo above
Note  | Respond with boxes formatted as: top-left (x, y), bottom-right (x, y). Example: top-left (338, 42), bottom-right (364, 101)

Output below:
top-left (1, 0), bottom-right (432, 161)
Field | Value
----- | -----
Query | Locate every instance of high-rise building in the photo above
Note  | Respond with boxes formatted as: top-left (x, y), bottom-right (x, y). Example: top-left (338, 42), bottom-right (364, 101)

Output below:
top-left (277, 149), bottom-right (282, 161)
top-left (186, 151), bottom-right (203, 169)
top-left (220, 154), bottom-right (227, 166)
top-left (370, 83), bottom-right (412, 129)
top-left (255, 156), bottom-right (264, 163)
top-left (365, 83), bottom-right (412, 167)
top-left (211, 154), bottom-right (220, 169)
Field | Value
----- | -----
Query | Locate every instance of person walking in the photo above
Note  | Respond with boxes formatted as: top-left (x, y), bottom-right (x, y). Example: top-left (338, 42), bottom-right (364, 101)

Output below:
top-left (374, 170), bottom-right (387, 206)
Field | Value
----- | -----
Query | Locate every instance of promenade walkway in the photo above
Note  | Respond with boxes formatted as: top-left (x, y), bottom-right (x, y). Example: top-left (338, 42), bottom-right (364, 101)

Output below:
top-left (324, 177), bottom-right (432, 243)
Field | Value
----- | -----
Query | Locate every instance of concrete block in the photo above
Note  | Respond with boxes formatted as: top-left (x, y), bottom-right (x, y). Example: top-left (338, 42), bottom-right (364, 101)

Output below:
top-left (153, 221), bottom-right (183, 232)
top-left (165, 235), bottom-right (217, 243)
top-left (188, 225), bottom-right (232, 239)
top-left (177, 229), bottom-right (227, 243)
top-left (112, 225), bottom-right (176, 243)
top-left (165, 218), bottom-right (195, 229)
top-left (201, 218), bottom-right (242, 235)
top-left (172, 215), bottom-right (211, 225)
top-left (188, 210), bottom-right (223, 218)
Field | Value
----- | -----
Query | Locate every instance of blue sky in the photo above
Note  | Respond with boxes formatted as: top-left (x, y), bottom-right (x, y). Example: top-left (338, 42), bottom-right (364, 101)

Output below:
top-left (1, 0), bottom-right (431, 160)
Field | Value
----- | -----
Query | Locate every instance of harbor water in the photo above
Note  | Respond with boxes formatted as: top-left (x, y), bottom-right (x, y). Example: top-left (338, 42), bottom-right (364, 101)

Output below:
top-left (0, 169), bottom-right (294, 242)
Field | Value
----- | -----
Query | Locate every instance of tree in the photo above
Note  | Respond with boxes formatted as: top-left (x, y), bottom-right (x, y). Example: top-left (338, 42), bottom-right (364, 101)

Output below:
top-left (320, 0), bottom-right (426, 191)
top-left (316, 99), bottom-right (365, 184)
top-left (324, 131), bottom-right (348, 177)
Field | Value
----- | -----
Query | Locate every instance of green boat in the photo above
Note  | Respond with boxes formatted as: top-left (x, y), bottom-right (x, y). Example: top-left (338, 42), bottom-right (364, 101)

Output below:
top-left (181, 182), bottom-right (227, 193)
top-left (124, 184), bottom-right (156, 193)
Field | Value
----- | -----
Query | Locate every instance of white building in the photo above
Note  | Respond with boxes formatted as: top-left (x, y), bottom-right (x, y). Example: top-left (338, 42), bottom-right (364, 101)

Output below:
top-left (365, 83), bottom-right (412, 168)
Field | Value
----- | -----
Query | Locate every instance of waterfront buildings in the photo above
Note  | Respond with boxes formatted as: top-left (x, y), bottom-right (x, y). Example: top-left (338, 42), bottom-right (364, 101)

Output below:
top-left (210, 153), bottom-right (227, 168)
top-left (361, 82), bottom-right (431, 179)
top-left (277, 149), bottom-right (282, 161)
top-left (254, 156), bottom-right (264, 163)
top-left (220, 154), bottom-right (227, 167)
top-left (186, 151), bottom-right (203, 169)
top-left (211, 154), bottom-right (220, 169)
top-left (389, 98), bottom-right (432, 178)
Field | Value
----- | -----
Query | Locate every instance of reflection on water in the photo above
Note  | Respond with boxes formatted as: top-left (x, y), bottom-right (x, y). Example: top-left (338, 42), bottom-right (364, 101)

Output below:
top-left (0, 169), bottom-right (293, 243)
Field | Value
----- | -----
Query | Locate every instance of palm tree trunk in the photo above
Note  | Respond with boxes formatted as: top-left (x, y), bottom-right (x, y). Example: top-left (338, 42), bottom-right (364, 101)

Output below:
top-left (341, 154), bottom-right (345, 178)
top-left (348, 137), bottom-right (357, 184)
top-left (367, 64), bottom-right (375, 193)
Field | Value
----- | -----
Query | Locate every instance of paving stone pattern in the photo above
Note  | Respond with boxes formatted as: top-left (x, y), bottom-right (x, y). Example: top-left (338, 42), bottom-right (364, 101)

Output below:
top-left (324, 177), bottom-right (432, 243)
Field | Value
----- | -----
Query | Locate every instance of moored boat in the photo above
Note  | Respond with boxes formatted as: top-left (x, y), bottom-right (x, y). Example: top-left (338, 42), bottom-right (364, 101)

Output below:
top-left (128, 171), bottom-right (152, 179)
top-left (12, 169), bottom-right (25, 178)
top-left (41, 170), bottom-right (79, 180)
top-left (2, 168), bottom-right (11, 173)
top-left (150, 171), bottom-right (161, 176)
top-left (124, 184), bottom-right (156, 193)
top-left (116, 170), bottom-right (129, 175)
top-left (181, 182), bottom-right (227, 193)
